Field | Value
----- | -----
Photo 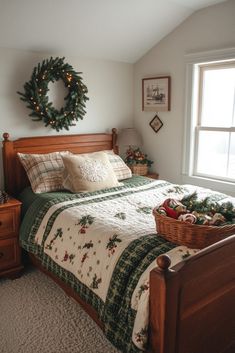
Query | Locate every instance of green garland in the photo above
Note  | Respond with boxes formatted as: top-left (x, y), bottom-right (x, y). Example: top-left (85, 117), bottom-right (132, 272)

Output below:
top-left (17, 57), bottom-right (89, 131)
top-left (181, 192), bottom-right (235, 223)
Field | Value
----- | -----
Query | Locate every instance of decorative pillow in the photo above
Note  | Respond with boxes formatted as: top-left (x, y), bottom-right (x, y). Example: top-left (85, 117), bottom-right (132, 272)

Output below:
top-left (69, 150), bottom-right (132, 181)
top-left (17, 151), bottom-right (70, 193)
top-left (62, 152), bottom-right (122, 193)
top-left (104, 150), bottom-right (132, 180)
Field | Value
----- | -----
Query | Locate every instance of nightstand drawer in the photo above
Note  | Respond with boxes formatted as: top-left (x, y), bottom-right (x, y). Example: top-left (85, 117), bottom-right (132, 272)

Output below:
top-left (0, 238), bottom-right (20, 271)
top-left (0, 208), bottom-right (18, 238)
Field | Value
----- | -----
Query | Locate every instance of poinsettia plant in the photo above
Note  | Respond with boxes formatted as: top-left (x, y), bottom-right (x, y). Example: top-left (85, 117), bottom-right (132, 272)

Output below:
top-left (124, 147), bottom-right (153, 167)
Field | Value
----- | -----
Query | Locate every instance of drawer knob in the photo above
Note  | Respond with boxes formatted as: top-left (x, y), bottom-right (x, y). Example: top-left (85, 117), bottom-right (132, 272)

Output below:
top-left (0, 252), bottom-right (3, 259)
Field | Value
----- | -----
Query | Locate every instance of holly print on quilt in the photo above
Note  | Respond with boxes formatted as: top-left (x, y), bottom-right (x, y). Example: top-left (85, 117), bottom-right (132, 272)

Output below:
top-left (35, 180), bottom-right (177, 301)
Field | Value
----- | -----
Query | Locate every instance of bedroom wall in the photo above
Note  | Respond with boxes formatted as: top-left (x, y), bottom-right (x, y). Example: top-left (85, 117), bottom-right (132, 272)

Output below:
top-left (134, 0), bottom-right (235, 190)
top-left (0, 48), bottom-right (133, 189)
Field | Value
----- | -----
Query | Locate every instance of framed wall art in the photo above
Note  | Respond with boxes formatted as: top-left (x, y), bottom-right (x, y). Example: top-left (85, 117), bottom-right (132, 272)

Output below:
top-left (142, 76), bottom-right (171, 112)
top-left (149, 114), bottom-right (163, 133)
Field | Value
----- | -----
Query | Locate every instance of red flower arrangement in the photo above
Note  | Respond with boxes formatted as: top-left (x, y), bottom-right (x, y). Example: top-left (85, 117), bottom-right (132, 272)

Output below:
top-left (124, 147), bottom-right (153, 167)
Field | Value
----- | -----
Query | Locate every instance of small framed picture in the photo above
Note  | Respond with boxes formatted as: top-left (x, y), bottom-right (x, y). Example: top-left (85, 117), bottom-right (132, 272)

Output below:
top-left (142, 76), bottom-right (171, 111)
top-left (149, 115), bottom-right (163, 133)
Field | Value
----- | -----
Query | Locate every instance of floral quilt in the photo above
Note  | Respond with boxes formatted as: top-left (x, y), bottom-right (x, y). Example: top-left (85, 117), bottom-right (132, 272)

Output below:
top-left (20, 176), bottom-right (233, 352)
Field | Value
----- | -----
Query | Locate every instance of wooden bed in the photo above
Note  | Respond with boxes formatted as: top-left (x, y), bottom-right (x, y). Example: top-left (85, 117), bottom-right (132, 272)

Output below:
top-left (2, 129), bottom-right (235, 353)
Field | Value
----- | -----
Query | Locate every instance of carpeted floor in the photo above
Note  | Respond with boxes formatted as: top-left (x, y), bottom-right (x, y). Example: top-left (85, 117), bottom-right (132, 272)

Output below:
top-left (0, 267), bottom-right (121, 353)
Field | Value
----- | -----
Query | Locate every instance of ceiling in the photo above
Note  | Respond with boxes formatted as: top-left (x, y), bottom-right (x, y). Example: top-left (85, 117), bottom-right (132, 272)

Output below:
top-left (0, 0), bottom-right (227, 63)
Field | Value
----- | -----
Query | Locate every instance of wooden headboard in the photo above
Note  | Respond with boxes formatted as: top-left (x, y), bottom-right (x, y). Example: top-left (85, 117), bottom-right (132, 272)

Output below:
top-left (2, 128), bottom-right (118, 197)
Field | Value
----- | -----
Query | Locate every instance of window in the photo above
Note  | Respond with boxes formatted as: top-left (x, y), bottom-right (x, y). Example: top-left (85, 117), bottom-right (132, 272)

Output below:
top-left (183, 48), bottom-right (235, 195)
top-left (196, 62), bottom-right (235, 181)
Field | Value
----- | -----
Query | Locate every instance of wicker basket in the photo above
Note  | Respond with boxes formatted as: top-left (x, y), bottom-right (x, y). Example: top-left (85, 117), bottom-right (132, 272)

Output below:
top-left (129, 164), bottom-right (148, 176)
top-left (153, 207), bottom-right (235, 249)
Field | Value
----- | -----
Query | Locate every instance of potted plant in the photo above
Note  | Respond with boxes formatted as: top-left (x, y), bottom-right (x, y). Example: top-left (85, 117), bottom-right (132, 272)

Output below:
top-left (124, 147), bottom-right (153, 175)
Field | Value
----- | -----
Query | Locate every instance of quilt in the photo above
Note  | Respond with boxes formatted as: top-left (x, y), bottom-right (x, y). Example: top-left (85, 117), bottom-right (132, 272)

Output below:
top-left (20, 176), bottom-right (233, 352)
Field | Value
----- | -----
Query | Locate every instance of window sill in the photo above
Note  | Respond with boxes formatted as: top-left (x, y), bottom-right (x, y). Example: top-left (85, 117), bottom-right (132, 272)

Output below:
top-left (181, 174), bottom-right (235, 197)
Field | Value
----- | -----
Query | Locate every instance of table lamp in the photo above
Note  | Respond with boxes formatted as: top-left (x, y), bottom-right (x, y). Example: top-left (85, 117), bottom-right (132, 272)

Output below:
top-left (117, 128), bottom-right (142, 148)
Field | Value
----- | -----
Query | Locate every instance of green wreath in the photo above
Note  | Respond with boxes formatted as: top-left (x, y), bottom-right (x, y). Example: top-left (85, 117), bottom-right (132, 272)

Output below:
top-left (17, 57), bottom-right (89, 131)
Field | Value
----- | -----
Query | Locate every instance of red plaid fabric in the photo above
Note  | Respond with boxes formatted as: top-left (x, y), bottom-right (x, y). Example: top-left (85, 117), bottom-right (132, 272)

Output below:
top-left (104, 150), bottom-right (132, 180)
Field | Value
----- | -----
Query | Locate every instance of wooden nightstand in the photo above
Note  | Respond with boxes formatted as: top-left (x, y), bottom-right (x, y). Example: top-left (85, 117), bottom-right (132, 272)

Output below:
top-left (146, 173), bottom-right (159, 179)
top-left (0, 198), bottom-right (23, 278)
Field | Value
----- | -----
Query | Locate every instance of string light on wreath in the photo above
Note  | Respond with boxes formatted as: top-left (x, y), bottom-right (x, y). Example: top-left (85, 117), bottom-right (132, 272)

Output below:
top-left (17, 57), bottom-right (89, 131)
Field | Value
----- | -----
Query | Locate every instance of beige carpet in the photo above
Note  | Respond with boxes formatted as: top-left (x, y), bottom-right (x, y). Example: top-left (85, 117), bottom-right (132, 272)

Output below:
top-left (0, 268), bottom-right (121, 353)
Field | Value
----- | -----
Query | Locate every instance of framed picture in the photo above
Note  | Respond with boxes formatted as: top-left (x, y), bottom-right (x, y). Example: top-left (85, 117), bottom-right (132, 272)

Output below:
top-left (142, 76), bottom-right (171, 111)
top-left (149, 115), bottom-right (163, 133)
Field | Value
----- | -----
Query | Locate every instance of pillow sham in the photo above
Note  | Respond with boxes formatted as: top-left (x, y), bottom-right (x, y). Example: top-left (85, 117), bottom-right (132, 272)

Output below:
top-left (71, 150), bottom-right (132, 181)
top-left (104, 150), bottom-right (132, 180)
top-left (17, 151), bottom-right (70, 193)
top-left (62, 152), bottom-right (122, 193)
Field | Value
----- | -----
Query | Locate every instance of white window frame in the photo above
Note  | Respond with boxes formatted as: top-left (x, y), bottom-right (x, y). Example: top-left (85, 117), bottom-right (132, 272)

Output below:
top-left (182, 48), bottom-right (235, 196)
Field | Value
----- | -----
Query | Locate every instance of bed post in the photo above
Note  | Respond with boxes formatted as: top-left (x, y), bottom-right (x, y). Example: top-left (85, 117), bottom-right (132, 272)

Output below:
top-left (149, 254), bottom-right (180, 353)
top-left (2, 133), bottom-right (15, 196)
top-left (112, 128), bottom-right (118, 154)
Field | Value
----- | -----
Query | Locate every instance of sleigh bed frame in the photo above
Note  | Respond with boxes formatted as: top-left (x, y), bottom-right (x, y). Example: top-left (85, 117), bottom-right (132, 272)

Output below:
top-left (2, 129), bottom-right (235, 353)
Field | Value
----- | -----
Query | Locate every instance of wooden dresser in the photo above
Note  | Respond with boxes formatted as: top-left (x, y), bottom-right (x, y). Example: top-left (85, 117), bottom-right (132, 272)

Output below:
top-left (0, 198), bottom-right (23, 278)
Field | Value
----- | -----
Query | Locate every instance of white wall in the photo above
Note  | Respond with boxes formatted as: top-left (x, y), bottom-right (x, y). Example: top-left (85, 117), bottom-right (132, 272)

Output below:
top-left (134, 0), bottom-right (235, 190)
top-left (1, 1), bottom-right (234, 192)
top-left (0, 48), bottom-right (133, 189)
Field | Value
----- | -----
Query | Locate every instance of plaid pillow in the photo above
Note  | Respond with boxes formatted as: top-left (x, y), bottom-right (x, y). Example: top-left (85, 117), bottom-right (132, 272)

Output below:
top-left (104, 150), bottom-right (132, 180)
top-left (17, 151), bottom-right (70, 193)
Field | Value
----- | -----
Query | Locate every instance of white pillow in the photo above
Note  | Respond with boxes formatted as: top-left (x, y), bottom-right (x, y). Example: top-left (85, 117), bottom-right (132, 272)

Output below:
top-left (62, 152), bottom-right (122, 193)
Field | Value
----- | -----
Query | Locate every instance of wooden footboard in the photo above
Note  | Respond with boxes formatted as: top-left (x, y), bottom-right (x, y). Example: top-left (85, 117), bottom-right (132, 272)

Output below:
top-left (149, 235), bottom-right (235, 353)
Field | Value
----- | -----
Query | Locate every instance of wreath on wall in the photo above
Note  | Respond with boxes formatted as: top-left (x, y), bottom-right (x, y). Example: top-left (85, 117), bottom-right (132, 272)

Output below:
top-left (17, 57), bottom-right (89, 131)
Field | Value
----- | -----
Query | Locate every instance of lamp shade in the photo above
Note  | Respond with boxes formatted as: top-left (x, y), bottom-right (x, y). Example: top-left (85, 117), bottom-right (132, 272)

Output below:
top-left (117, 128), bottom-right (142, 147)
